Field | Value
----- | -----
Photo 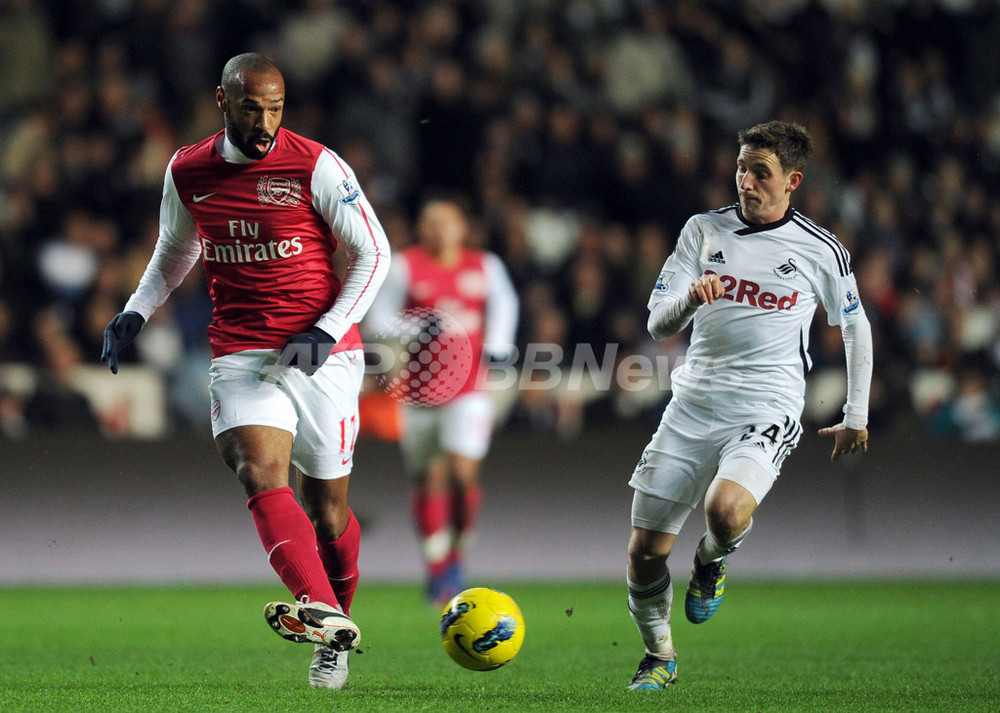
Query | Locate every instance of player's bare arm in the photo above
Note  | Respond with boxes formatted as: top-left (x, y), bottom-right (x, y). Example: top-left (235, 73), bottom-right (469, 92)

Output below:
top-left (688, 273), bottom-right (725, 305)
top-left (817, 423), bottom-right (869, 462)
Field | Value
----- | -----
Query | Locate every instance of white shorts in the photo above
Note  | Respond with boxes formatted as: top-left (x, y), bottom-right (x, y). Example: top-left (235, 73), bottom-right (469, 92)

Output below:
top-left (400, 392), bottom-right (494, 474)
top-left (629, 397), bottom-right (802, 534)
top-left (208, 348), bottom-right (364, 480)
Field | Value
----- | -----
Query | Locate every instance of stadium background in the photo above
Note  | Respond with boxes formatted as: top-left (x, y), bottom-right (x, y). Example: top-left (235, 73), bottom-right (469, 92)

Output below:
top-left (2, 0), bottom-right (999, 583)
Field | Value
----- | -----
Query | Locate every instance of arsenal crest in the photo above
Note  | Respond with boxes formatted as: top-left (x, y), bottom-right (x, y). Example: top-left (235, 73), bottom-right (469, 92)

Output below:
top-left (257, 176), bottom-right (302, 206)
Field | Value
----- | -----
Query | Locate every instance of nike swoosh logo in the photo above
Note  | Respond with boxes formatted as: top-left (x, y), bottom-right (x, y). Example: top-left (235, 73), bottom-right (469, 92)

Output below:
top-left (452, 634), bottom-right (473, 657)
top-left (192, 193), bottom-right (216, 203)
top-left (266, 539), bottom-right (291, 562)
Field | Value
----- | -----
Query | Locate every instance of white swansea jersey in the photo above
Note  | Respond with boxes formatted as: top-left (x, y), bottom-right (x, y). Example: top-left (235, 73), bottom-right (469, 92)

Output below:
top-left (650, 204), bottom-right (866, 416)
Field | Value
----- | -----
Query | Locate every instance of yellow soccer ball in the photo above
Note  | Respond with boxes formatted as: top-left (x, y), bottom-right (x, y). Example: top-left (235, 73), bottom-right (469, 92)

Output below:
top-left (439, 587), bottom-right (525, 671)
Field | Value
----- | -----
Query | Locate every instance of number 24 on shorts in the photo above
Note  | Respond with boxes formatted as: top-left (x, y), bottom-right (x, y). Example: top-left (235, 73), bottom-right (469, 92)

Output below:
top-left (735, 418), bottom-right (801, 468)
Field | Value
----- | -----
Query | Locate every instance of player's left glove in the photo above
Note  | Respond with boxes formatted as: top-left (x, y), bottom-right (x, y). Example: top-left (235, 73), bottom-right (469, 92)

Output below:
top-left (279, 326), bottom-right (337, 376)
top-left (101, 311), bottom-right (146, 374)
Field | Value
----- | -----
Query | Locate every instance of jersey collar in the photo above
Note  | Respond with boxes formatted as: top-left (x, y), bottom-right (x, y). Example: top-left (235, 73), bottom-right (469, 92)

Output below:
top-left (734, 205), bottom-right (795, 235)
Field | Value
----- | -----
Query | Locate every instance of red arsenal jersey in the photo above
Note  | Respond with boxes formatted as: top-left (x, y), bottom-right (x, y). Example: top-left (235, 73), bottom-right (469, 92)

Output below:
top-left (401, 245), bottom-right (489, 395)
top-left (169, 129), bottom-right (363, 356)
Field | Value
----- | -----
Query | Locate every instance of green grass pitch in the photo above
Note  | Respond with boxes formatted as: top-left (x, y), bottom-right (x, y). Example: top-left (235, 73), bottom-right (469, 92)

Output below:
top-left (2, 580), bottom-right (998, 711)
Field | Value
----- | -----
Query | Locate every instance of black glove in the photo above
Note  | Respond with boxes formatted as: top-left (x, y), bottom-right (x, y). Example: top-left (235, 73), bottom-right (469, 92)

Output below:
top-left (278, 326), bottom-right (337, 376)
top-left (101, 311), bottom-right (146, 374)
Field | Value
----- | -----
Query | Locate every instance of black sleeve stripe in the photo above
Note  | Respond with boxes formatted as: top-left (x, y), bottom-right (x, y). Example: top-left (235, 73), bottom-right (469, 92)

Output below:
top-left (799, 326), bottom-right (811, 374)
top-left (791, 215), bottom-right (851, 277)
top-left (793, 213), bottom-right (851, 273)
top-left (793, 210), bottom-right (838, 240)
top-left (709, 203), bottom-right (740, 215)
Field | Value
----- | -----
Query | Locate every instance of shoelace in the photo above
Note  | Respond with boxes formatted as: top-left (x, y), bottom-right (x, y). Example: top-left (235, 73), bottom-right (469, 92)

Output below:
top-left (696, 560), bottom-right (724, 597)
top-left (314, 648), bottom-right (340, 673)
top-left (632, 655), bottom-right (671, 683)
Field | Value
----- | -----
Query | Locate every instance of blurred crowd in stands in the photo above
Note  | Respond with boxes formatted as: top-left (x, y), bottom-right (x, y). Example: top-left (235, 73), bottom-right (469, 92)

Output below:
top-left (2, 0), bottom-right (1000, 441)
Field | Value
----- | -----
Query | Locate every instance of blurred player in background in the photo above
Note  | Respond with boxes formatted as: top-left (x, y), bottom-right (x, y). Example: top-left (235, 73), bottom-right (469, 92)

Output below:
top-left (100, 53), bottom-right (390, 690)
top-left (625, 121), bottom-right (872, 690)
top-left (366, 194), bottom-right (519, 605)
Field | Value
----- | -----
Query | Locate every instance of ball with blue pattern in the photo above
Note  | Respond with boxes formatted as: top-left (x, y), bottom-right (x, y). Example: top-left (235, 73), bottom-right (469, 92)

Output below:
top-left (439, 587), bottom-right (525, 671)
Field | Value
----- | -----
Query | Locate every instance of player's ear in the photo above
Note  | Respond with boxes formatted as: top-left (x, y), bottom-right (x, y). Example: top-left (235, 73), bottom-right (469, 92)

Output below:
top-left (786, 170), bottom-right (804, 194)
top-left (216, 86), bottom-right (226, 112)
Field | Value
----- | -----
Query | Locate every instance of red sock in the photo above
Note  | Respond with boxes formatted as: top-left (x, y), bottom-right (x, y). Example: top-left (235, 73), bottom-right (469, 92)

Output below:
top-left (318, 509), bottom-right (361, 616)
top-left (247, 487), bottom-right (338, 607)
top-left (451, 483), bottom-right (482, 534)
top-left (411, 488), bottom-right (451, 578)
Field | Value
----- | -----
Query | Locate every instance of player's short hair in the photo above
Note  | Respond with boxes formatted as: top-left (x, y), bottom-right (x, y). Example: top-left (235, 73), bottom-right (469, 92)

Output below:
top-left (737, 121), bottom-right (813, 173)
top-left (417, 190), bottom-right (471, 220)
top-left (220, 53), bottom-right (282, 94)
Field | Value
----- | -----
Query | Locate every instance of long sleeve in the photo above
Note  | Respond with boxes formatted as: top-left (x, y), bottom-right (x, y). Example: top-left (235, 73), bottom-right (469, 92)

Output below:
top-left (647, 294), bottom-right (699, 341)
top-left (123, 156), bottom-right (201, 319)
top-left (810, 232), bottom-right (873, 431)
top-left (310, 149), bottom-right (391, 342)
top-left (361, 254), bottom-right (409, 338)
top-left (482, 252), bottom-right (519, 358)
top-left (646, 217), bottom-right (704, 341)
top-left (840, 315), bottom-right (873, 430)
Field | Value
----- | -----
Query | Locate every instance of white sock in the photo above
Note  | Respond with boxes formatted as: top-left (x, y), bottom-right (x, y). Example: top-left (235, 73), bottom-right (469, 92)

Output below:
top-left (697, 519), bottom-right (752, 564)
top-left (627, 572), bottom-right (675, 659)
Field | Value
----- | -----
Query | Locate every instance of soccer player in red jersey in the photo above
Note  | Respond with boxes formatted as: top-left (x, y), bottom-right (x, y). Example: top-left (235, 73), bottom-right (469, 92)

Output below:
top-left (366, 195), bottom-right (519, 605)
top-left (100, 54), bottom-right (390, 689)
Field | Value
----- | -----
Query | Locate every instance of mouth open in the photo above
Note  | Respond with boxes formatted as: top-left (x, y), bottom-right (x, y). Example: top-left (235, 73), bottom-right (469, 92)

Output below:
top-left (254, 135), bottom-right (272, 153)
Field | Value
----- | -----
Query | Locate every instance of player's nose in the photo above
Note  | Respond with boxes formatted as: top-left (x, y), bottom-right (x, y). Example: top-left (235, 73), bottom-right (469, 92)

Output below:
top-left (257, 114), bottom-right (278, 134)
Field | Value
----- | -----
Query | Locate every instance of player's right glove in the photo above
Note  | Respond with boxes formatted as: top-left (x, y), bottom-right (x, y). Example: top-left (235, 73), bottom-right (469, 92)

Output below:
top-left (101, 311), bottom-right (146, 374)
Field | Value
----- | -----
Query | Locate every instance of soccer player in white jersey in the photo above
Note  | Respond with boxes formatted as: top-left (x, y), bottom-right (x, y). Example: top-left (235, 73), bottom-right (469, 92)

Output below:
top-left (100, 54), bottom-right (391, 690)
top-left (626, 121), bottom-right (873, 690)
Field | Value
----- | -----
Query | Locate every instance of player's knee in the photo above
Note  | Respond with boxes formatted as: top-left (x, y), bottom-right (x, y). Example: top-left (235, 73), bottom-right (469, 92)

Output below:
top-left (234, 458), bottom-right (288, 495)
top-left (449, 454), bottom-right (481, 484)
top-left (704, 498), bottom-right (751, 541)
top-left (705, 477), bottom-right (756, 536)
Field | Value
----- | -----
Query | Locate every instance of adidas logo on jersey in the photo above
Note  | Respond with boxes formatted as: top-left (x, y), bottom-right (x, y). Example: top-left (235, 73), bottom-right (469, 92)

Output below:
top-left (708, 250), bottom-right (726, 264)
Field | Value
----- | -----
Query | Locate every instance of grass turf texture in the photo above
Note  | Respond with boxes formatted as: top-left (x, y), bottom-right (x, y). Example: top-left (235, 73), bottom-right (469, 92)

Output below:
top-left (1, 581), bottom-right (997, 712)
